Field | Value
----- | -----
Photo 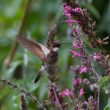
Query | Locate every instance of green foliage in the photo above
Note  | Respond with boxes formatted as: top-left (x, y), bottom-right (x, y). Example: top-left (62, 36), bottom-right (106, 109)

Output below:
top-left (99, 77), bottom-right (110, 95)
top-left (99, 76), bottom-right (109, 87)
top-left (104, 98), bottom-right (110, 110)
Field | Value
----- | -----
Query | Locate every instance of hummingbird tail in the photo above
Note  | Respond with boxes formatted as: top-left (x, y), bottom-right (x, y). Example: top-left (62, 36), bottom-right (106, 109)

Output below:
top-left (34, 72), bottom-right (41, 83)
top-left (34, 65), bottom-right (45, 83)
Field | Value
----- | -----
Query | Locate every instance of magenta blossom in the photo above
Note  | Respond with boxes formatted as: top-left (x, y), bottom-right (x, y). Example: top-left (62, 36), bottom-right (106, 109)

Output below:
top-left (64, 19), bottom-right (78, 26)
top-left (73, 28), bottom-right (79, 36)
top-left (72, 7), bottom-right (83, 14)
top-left (79, 66), bottom-right (87, 74)
top-left (75, 104), bottom-right (81, 110)
top-left (70, 50), bottom-right (81, 57)
top-left (63, 3), bottom-right (71, 18)
top-left (84, 96), bottom-right (97, 109)
top-left (93, 53), bottom-right (101, 61)
top-left (79, 88), bottom-right (85, 97)
top-left (63, 3), bottom-right (71, 13)
top-left (73, 78), bottom-right (82, 86)
top-left (73, 41), bottom-right (82, 49)
top-left (64, 13), bottom-right (71, 18)
top-left (60, 89), bottom-right (72, 97)
top-left (84, 100), bottom-right (88, 106)
top-left (71, 65), bottom-right (79, 74)
top-left (88, 95), bottom-right (94, 101)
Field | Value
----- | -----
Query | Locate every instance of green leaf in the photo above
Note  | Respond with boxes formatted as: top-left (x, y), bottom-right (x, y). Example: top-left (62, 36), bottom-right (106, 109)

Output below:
top-left (99, 76), bottom-right (109, 87)
top-left (108, 98), bottom-right (110, 106)
top-left (104, 98), bottom-right (110, 110)
top-left (104, 106), bottom-right (110, 110)
top-left (4, 61), bottom-right (22, 78)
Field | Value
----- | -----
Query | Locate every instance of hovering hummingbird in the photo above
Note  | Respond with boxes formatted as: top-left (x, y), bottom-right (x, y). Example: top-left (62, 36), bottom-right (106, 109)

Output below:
top-left (16, 36), bottom-right (63, 83)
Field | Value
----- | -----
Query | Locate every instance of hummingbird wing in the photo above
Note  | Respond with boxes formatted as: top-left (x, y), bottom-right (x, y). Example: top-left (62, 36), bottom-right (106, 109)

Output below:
top-left (16, 36), bottom-right (50, 62)
top-left (34, 65), bottom-right (46, 83)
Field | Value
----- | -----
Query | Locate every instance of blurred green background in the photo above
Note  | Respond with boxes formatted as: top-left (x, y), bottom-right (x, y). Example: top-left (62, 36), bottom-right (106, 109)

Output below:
top-left (0, 0), bottom-right (110, 110)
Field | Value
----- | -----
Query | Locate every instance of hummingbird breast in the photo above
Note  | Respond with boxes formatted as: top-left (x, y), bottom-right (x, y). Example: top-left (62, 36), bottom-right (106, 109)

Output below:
top-left (45, 50), bottom-right (58, 65)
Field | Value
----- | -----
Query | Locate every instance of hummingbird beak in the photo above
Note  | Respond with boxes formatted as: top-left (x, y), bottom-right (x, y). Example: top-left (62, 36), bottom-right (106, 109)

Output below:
top-left (60, 42), bottom-right (72, 45)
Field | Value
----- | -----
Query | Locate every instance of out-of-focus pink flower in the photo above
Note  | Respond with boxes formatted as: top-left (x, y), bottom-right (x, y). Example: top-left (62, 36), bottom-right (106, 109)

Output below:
top-left (48, 91), bottom-right (52, 97)
top-left (84, 96), bottom-right (97, 109)
top-left (84, 101), bottom-right (88, 106)
top-left (88, 95), bottom-right (94, 101)
top-left (71, 65), bottom-right (79, 74)
top-left (73, 28), bottom-right (79, 36)
top-left (70, 50), bottom-right (81, 57)
top-left (79, 66), bottom-right (87, 74)
top-left (72, 7), bottom-right (83, 14)
top-left (75, 104), bottom-right (83, 110)
top-left (73, 42), bottom-right (79, 49)
top-left (63, 3), bottom-right (71, 13)
top-left (63, 3), bottom-right (71, 18)
top-left (73, 78), bottom-right (82, 86)
top-left (64, 13), bottom-right (71, 18)
top-left (64, 19), bottom-right (78, 26)
top-left (93, 53), bottom-right (101, 61)
top-left (79, 88), bottom-right (85, 97)
top-left (60, 89), bottom-right (72, 97)
top-left (73, 41), bottom-right (82, 49)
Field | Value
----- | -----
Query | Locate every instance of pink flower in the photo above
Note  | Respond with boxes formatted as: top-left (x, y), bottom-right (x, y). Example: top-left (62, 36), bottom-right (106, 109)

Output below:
top-left (79, 88), bottom-right (85, 97)
top-left (73, 41), bottom-right (82, 49)
top-left (73, 42), bottom-right (79, 49)
top-left (79, 66), bottom-right (87, 74)
top-left (84, 101), bottom-right (88, 106)
top-left (73, 28), bottom-right (79, 36)
top-left (73, 78), bottom-right (82, 86)
top-left (64, 19), bottom-right (78, 26)
top-left (64, 4), bottom-right (71, 13)
top-left (70, 50), bottom-right (81, 57)
top-left (71, 65), bottom-right (79, 74)
top-left (88, 96), bottom-right (94, 101)
top-left (75, 104), bottom-right (82, 110)
top-left (64, 13), bottom-right (71, 18)
top-left (60, 89), bottom-right (72, 97)
top-left (63, 3), bottom-right (71, 18)
top-left (93, 53), bottom-right (101, 61)
top-left (72, 7), bottom-right (83, 14)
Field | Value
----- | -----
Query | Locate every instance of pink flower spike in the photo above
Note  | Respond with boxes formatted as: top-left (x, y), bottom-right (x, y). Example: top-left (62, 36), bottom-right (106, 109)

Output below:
top-left (79, 66), bottom-right (87, 74)
top-left (64, 19), bottom-right (78, 26)
top-left (70, 50), bottom-right (81, 57)
top-left (79, 88), bottom-right (85, 97)
top-left (61, 89), bottom-right (72, 97)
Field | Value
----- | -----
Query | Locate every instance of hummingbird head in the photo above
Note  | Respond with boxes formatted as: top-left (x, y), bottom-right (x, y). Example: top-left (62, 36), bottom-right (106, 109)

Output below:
top-left (52, 41), bottom-right (61, 52)
top-left (52, 41), bottom-right (71, 47)
top-left (52, 41), bottom-right (71, 52)
top-left (53, 41), bottom-right (62, 48)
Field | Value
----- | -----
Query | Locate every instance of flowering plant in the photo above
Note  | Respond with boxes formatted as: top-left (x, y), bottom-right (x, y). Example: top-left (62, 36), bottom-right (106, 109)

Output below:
top-left (0, 0), bottom-right (110, 110)
top-left (61, 0), bottom-right (110, 110)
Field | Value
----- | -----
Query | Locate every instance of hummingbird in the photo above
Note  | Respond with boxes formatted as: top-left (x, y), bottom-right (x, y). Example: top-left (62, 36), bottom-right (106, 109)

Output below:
top-left (16, 36), bottom-right (62, 83)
